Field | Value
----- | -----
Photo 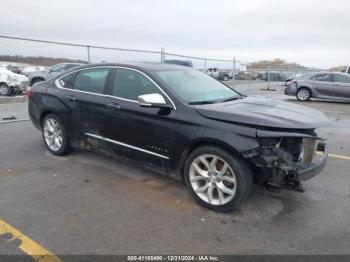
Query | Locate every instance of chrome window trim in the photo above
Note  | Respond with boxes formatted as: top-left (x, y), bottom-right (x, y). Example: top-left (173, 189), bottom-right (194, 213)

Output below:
top-left (85, 132), bottom-right (170, 160)
top-left (54, 66), bottom-right (176, 109)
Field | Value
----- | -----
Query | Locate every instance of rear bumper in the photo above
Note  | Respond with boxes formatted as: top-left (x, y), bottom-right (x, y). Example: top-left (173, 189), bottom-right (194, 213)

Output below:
top-left (284, 84), bottom-right (297, 96)
top-left (298, 141), bottom-right (328, 181)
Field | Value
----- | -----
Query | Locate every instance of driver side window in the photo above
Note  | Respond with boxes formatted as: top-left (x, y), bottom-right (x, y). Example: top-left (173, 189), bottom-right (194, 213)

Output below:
top-left (112, 68), bottom-right (160, 101)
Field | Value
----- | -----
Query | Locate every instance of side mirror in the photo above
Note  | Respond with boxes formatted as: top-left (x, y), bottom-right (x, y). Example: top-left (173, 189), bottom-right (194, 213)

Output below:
top-left (138, 93), bottom-right (170, 108)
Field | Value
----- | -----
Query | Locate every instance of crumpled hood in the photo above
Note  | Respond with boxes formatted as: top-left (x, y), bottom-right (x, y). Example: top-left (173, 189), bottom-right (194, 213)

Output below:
top-left (195, 97), bottom-right (329, 129)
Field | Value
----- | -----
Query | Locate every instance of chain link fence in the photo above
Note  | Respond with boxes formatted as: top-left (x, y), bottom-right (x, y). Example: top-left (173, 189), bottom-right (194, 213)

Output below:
top-left (0, 35), bottom-right (321, 98)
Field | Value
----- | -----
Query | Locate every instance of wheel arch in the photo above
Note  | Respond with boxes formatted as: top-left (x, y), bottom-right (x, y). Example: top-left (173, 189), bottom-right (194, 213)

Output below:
top-left (297, 86), bottom-right (313, 95)
top-left (39, 110), bottom-right (66, 128)
top-left (40, 110), bottom-right (53, 127)
top-left (30, 77), bottom-right (46, 86)
top-left (177, 138), bottom-right (242, 181)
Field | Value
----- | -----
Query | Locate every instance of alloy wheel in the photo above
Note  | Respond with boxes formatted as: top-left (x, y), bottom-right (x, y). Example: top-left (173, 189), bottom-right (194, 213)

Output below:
top-left (43, 118), bottom-right (63, 152)
top-left (189, 154), bottom-right (237, 205)
top-left (0, 84), bottom-right (9, 96)
top-left (297, 89), bottom-right (310, 101)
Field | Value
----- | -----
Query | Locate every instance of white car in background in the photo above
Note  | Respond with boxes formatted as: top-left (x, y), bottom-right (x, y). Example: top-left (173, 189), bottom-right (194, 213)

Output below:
top-left (0, 68), bottom-right (29, 96)
top-left (21, 65), bottom-right (47, 75)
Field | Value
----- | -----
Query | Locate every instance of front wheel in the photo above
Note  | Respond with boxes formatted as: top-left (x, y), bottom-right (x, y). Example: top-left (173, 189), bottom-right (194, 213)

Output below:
top-left (184, 146), bottom-right (253, 212)
top-left (42, 114), bottom-right (71, 156)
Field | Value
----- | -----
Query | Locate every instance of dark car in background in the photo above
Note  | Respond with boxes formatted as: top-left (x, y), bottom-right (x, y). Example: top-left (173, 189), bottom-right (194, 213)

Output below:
top-left (285, 72), bottom-right (350, 101)
top-left (235, 72), bottom-right (257, 80)
top-left (262, 72), bottom-right (286, 81)
top-left (28, 63), bottom-right (328, 212)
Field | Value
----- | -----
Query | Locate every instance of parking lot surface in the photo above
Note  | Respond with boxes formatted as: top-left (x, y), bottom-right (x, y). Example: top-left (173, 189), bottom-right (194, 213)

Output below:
top-left (1, 83), bottom-right (350, 258)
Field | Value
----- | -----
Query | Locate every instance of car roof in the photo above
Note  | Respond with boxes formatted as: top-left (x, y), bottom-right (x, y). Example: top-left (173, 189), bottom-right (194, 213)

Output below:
top-left (69, 62), bottom-right (192, 72)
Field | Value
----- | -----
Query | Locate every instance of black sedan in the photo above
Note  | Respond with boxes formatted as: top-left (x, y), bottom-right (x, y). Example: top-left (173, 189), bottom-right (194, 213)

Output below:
top-left (28, 63), bottom-right (328, 212)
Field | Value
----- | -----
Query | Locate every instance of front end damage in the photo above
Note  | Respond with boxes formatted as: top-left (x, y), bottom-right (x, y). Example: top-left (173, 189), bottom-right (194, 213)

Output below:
top-left (242, 129), bottom-right (328, 192)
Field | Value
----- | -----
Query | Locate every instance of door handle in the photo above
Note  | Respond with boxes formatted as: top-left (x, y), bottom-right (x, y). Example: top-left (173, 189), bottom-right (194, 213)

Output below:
top-left (63, 95), bottom-right (76, 101)
top-left (106, 103), bottom-right (121, 110)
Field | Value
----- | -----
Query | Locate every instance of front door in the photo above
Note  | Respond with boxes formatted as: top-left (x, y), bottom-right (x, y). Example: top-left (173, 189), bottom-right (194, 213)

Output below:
top-left (102, 68), bottom-right (176, 171)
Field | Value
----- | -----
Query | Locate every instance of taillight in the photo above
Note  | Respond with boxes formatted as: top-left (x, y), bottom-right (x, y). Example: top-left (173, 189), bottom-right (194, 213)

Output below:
top-left (24, 87), bottom-right (32, 98)
top-left (286, 80), bottom-right (296, 86)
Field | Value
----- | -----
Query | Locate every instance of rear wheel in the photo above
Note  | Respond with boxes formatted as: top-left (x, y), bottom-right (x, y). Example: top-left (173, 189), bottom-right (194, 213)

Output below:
top-left (184, 146), bottom-right (253, 212)
top-left (296, 88), bottom-right (311, 101)
top-left (42, 114), bottom-right (71, 155)
top-left (0, 83), bottom-right (12, 96)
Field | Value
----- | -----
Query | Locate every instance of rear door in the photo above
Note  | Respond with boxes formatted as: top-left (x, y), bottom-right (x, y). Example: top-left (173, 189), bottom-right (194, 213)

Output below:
top-left (309, 73), bottom-right (334, 98)
top-left (54, 67), bottom-right (112, 141)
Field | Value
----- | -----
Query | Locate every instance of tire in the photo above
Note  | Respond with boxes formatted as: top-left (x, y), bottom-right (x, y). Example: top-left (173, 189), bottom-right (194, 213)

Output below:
top-left (184, 146), bottom-right (253, 212)
top-left (0, 83), bottom-right (12, 96)
top-left (31, 77), bottom-right (45, 86)
top-left (42, 114), bottom-right (71, 156)
top-left (222, 75), bottom-right (229, 81)
top-left (296, 87), bottom-right (311, 101)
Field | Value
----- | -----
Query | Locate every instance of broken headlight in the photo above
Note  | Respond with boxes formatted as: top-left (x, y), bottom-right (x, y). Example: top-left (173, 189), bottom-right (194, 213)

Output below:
top-left (258, 138), bottom-right (281, 148)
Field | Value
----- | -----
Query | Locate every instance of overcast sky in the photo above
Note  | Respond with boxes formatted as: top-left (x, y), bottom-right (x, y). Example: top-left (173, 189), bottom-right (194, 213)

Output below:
top-left (1, 0), bottom-right (349, 68)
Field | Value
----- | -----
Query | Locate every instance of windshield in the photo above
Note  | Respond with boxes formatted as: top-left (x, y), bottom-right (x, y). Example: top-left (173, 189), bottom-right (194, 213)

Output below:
top-left (154, 69), bottom-right (241, 104)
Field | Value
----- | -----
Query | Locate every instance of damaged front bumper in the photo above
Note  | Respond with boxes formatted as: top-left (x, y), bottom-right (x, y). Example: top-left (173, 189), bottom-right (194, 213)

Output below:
top-left (281, 141), bottom-right (328, 181)
top-left (242, 132), bottom-right (328, 192)
top-left (298, 141), bottom-right (327, 181)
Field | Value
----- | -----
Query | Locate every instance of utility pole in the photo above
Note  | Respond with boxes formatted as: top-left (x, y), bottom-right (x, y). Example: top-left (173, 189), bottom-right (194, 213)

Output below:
top-left (261, 63), bottom-right (276, 91)
top-left (87, 45), bottom-right (91, 63)
top-left (233, 58), bottom-right (236, 80)
top-left (161, 48), bottom-right (165, 63)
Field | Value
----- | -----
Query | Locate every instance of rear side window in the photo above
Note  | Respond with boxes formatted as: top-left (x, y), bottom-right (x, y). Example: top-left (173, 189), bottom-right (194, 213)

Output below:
top-left (111, 68), bottom-right (160, 100)
top-left (311, 74), bottom-right (333, 82)
top-left (334, 74), bottom-right (350, 83)
top-left (59, 73), bottom-right (75, 89)
top-left (73, 68), bottom-right (109, 94)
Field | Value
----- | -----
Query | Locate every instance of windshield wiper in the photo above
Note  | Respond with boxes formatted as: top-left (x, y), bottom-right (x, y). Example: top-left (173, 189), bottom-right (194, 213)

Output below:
top-left (188, 100), bottom-right (217, 105)
top-left (218, 96), bottom-right (244, 103)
